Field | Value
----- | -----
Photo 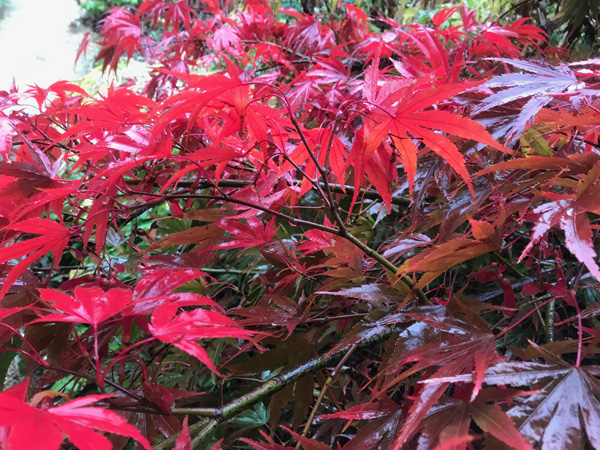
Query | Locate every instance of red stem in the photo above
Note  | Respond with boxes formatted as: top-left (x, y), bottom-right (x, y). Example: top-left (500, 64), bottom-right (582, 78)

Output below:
top-left (496, 296), bottom-right (556, 339)
top-left (0, 323), bottom-right (47, 366)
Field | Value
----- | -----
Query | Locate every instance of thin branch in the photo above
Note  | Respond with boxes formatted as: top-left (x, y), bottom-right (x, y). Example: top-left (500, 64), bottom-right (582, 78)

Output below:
top-left (493, 251), bottom-right (524, 277)
top-left (545, 298), bottom-right (555, 343)
top-left (474, 271), bottom-right (555, 303)
top-left (201, 268), bottom-right (262, 275)
top-left (191, 419), bottom-right (220, 449)
top-left (124, 178), bottom-right (411, 207)
top-left (31, 265), bottom-right (93, 272)
top-left (158, 192), bottom-right (341, 235)
top-left (171, 407), bottom-right (220, 416)
top-left (146, 190), bottom-right (426, 302)
top-left (343, 232), bottom-right (427, 303)
top-left (127, 184), bottom-right (424, 302)
top-left (46, 364), bottom-right (155, 408)
top-left (305, 313), bottom-right (368, 323)
top-left (496, 295), bottom-right (556, 339)
top-left (295, 343), bottom-right (358, 447)
top-left (287, 113), bottom-right (336, 210)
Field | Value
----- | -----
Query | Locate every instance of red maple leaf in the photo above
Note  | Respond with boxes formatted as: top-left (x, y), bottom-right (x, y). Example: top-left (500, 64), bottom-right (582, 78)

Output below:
top-left (424, 357), bottom-right (600, 449)
top-left (352, 56), bottom-right (507, 202)
top-left (518, 162), bottom-right (600, 282)
top-left (35, 287), bottom-right (134, 326)
top-left (128, 269), bottom-right (217, 315)
top-left (0, 219), bottom-right (71, 298)
top-left (95, 7), bottom-right (142, 73)
top-left (0, 380), bottom-right (151, 450)
top-left (149, 303), bottom-right (258, 374)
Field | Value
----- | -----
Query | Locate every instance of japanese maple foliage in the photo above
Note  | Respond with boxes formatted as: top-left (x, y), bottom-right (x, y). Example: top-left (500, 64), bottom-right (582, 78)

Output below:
top-left (0, 1), bottom-right (599, 449)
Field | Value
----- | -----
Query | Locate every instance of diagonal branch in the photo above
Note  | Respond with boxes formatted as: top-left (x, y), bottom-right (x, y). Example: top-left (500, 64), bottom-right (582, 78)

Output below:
top-left (162, 325), bottom-right (401, 449)
top-left (131, 189), bottom-right (426, 302)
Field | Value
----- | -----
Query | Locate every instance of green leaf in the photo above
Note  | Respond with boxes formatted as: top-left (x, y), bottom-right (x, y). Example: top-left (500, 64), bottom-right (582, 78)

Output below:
top-left (0, 349), bottom-right (18, 392)
top-left (231, 403), bottom-right (269, 427)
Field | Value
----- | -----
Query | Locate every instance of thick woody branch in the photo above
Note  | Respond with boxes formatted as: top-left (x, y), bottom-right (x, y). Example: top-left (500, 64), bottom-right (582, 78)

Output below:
top-left (160, 325), bottom-right (401, 449)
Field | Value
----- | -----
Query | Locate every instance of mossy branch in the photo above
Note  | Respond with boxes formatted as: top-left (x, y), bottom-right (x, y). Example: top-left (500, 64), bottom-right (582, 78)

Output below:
top-left (161, 325), bottom-right (400, 449)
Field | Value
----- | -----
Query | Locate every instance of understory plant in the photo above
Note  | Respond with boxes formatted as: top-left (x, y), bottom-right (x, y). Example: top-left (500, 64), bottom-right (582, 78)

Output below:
top-left (0, 1), bottom-right (599, 449)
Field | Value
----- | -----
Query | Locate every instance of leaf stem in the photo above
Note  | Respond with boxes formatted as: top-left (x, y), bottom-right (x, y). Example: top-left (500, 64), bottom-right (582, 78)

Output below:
top-left (46, 364), bottom-right (149, 406)
top-left (573, 297), bottom-right (583, 368)
top-left (496, 295), bottom-right (556, 339)
top-left (0, 323), bottom-right (47, 366)
top-left (493, 251), bottom-right (523, 277)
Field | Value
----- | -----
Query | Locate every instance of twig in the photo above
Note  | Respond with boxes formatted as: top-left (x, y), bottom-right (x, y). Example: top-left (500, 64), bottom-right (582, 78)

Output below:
top-left (32, 265), bottom-right (92, 272)
top-left (474, 271), bottom-right (555, 302)
top-left (46, 365), bottom-right (160, 410)
top-left (201, 268), bottom-right (262, 275)
top-left (295, 343), bottom-right (358, 448)
top-left (280, 116), bottom-right (424, 302)
top-left (191, 419), bottom-right (220, 449)
top-left (343, 232), bottom-right (427, 303)
top-left (128, 187), bottom-right (424, 301)
top-left (305, 313), bottom-right (368, 323)
top-left (171, 407), bottom-right (220, 416)
top-left (157, 192), bottom-right (341, 235)
top-left (496, 295), bottom-right (556, 339)
top-left (124, 178), bottom-right (411, 207)
top-left (493, 251), bottom-right (524, 277)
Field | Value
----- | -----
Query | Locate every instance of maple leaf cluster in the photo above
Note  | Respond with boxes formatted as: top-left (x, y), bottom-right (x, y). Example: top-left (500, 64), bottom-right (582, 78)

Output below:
top-left (0, 1), bottom-right (599, 449)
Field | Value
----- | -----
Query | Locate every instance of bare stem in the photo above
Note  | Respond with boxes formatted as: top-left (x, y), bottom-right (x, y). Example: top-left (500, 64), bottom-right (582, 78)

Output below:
top-left (295, 343), bottom-right (358, 448)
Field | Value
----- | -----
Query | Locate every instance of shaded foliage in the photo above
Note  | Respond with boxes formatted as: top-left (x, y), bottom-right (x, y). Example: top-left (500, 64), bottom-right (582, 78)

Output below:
top-left (0, 1), bottom-right (599, 449)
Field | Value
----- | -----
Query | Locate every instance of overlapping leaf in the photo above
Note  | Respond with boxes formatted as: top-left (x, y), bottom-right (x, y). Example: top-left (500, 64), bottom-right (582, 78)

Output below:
top-left (35, 287), bottom-right (133, 326)
top-left (0, 2), bottom-right (596, 450)
top-left (0, 219), bottom-right (71, 298)
top-left (472, 59), bottom-right (582, 143)
top-left (353, 59), bottom-right (506, 201)
top-left (0, 380), bottom-right (151, 450)
top-left (149, 303), bottom-right (257, 374)
top-left (413, 400), bottom-right (533, 450)
top-left (425, 360), bottom-right (600, 449)
top-left (380, 306), bottom-right (503, 449)
top-left (518, 162), bottom-right (600, 281)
